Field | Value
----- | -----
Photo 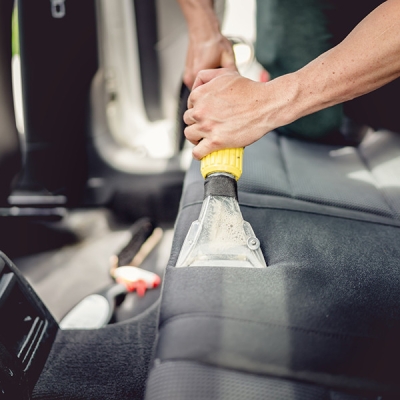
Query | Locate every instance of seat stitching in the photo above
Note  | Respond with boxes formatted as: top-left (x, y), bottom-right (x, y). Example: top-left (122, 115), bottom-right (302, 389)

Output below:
top-left (160, 313), bottom-right (380, 342)
top-left (178, 199), bottom-right (400, 229)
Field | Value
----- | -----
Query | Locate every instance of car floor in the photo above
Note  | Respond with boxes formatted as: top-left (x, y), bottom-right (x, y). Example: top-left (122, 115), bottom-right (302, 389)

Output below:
top-left (2, 208), bottom-right (174, 323)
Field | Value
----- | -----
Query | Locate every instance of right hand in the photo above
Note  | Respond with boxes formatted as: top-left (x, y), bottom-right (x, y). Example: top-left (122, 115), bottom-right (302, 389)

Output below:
top-left (183, 68), bottom-right (273, 160)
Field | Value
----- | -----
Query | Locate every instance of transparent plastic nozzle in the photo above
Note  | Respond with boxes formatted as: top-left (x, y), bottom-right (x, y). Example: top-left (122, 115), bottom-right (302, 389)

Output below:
top-left (176, 187), bottom-right (267, 268)
top-left (177, 147), bottom-right (266, 269)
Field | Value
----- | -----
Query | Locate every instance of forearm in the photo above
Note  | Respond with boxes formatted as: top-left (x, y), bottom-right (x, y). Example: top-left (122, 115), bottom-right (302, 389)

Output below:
top-left (183, 0), bottom-right (400, 159)
top-left (176, 0), bottom-right (236, 87)
top-left (177, 0), bottom-right (220, 38)
top-left (278, 0), bottom-right (400, 126)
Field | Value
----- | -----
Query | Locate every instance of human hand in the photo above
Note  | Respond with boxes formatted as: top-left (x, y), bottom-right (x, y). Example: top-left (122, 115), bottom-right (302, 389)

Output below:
top-left (183, 68), bottom-right (273, 160)
top-left (183, 33), bottom-right (237, 89)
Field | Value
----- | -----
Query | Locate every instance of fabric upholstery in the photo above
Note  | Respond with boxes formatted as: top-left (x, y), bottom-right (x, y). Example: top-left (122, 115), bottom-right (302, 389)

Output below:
top-left (146, 131), bottom-right (400, 399)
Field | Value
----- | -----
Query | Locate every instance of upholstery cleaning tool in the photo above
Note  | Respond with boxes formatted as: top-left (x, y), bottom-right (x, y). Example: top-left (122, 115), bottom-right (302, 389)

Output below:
top-left (109, 226), bottom-right (163, 296)
top-left (176, 148), bottom-right (267, 268)
top-left (60, 219), bottom-right (162, 329)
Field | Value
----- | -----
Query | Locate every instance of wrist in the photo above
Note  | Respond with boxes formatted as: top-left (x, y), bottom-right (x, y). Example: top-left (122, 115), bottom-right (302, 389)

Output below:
top-left (179, 0), bottom-right (221, 39)
top-left (187, 11), bottom-right (221, 41)
top-left (261, 67), bottom-right (335, 131)
top-left (260, 73), bottom-right (303, 129)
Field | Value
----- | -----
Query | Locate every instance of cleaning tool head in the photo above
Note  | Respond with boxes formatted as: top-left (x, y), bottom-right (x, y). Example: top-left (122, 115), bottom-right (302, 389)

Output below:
top-left (176, 148), bottom-right (267, 268)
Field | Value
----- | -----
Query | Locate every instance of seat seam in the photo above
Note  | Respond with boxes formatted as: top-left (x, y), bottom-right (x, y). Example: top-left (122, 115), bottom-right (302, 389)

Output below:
top-left (178, 199), bottom-right (400, 229)
top-left (160, 313), bottom-right (380, 342)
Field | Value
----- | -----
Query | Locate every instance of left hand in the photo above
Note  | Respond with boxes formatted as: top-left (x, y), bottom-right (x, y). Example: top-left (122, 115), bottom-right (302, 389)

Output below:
top-left (183, 32), bottom-right (237, 89)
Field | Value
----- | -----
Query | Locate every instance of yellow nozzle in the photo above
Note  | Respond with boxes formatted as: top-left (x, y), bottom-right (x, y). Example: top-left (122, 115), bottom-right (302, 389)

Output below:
top-left (200, 148), bottom-right (243, 180)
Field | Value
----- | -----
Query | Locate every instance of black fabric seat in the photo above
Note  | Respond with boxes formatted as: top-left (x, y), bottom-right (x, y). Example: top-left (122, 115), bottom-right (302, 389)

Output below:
top-left (146, 130), bottom-right (400, 400)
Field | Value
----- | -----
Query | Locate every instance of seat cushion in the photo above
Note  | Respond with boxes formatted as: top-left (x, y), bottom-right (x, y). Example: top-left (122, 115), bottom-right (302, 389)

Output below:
top-left (146, 131), bottom-right (400, 399)
top-left (146, 361), bottom-right (372, 400)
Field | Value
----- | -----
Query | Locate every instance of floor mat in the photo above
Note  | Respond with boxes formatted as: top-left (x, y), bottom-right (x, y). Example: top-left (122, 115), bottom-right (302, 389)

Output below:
top-left (33, 300), bottom-right (159, 400)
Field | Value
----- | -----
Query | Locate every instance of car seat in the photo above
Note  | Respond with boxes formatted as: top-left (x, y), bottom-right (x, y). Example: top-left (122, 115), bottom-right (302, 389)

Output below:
top-left (145, 129), bottom-right (400, 399)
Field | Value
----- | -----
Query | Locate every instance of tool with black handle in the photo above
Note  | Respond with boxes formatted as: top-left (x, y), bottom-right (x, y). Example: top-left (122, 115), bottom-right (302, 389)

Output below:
top-left (60, 219), bottom-right (162, 329)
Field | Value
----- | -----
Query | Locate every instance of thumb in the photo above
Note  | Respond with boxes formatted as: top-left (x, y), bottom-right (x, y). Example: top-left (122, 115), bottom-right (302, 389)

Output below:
top-left (220, 50), bottom-right (237, 71)
top-left (183, 70), bottom-right (195, 90)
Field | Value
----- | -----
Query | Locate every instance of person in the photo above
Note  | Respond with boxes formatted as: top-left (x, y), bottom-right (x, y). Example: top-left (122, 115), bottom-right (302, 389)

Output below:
top-left (177, 0), bottom-right (400, 160)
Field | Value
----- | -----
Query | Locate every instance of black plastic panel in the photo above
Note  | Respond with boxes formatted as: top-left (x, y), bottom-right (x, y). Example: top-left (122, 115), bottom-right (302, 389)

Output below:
top-left (0, 253), bottom-right (58, 399)
top-left (16, 0), bottom-right (98, 204)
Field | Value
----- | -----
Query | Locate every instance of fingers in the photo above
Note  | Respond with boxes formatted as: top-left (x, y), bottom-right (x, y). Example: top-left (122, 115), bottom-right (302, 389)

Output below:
top-left (183, 107), bottom-right (196, 126)
top-left (184, 117), bottom-right (222, 160)
top-left (184, 125), bottom-right (214, 160)
top-left (192, 139), bottom-right (214, 161)
top-left (183, 110), bottom-right (203, 144)
top-left (183, 68), bottom-right (242, 160)
top-left (192, 68), bottom-right (230, 91)
top-left (183, 58), bottom-right (230, 89)
top-left (187, 67), bottom-right (238, 109)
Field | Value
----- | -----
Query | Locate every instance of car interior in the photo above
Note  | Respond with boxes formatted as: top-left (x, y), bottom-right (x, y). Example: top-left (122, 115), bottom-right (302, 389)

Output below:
top-left (1, 0), bottom-right (400, 399)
